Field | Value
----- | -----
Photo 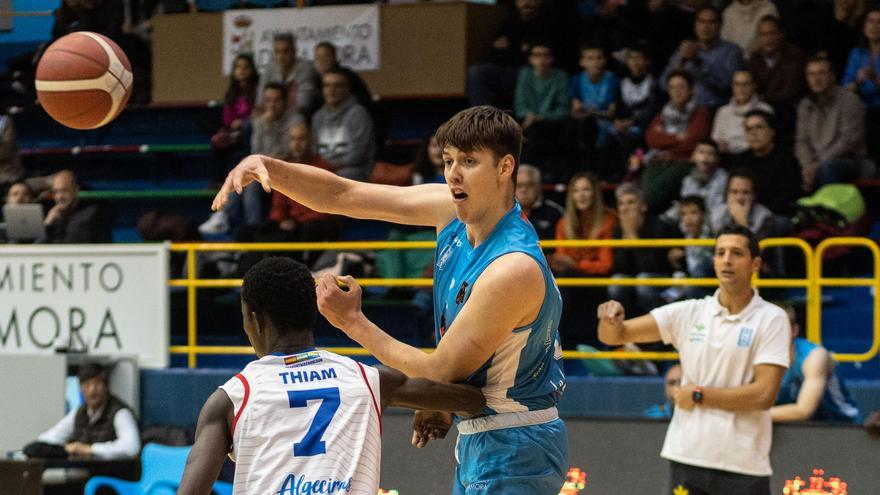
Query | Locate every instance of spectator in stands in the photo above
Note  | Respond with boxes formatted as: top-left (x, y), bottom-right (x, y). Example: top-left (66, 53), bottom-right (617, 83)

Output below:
top-left (0, 112), bottom-right (23, 189)
top-left (843, 8), bottom-right (880, 164)
top-left (577, 0), bottom-right (638, 68)
top-left (51, 0), bottom-right (123, 41)
top-left (749, 15), bottom-right (807, 111)
top-left (551, 172), bottom-right (618, 277)
top-left (313, 41), bottom-right (373, 113)
top-left (643, 363), bottom-right (682, 419)
top-left (43, 170), bottom-right (112, 244)
top-left (664, 195), bottom-right (714, 302)
top-left (516, 164), bottom-right (564, 241)
top-left (411, 133), bottom-right (445, 185)
top-left (311, 68), bottom-right (375, 181)
top-left (771, 302), bottom-right (862, 424)
top-left (645, 70), bottom-right (711, 163)
top-left (661, 7), bottom-right (743, 110)
top-left (201, 83), bottom-right (303, 235)
top-left (630, 0), bottom-right (695, 77)
top-left (235, 123), bottom-right (339, 270)
top-left (728, 110), bottom-right (802, 215)
top-left (551, 172), bottom-right (618, 347)
top-left (814, 0), bottom-right (865, 76)
top-left (866, 411), bottom-right (880, 437)
top-left (610, 44), bottom-right (660, 165)
top-left (27, 363), bottom-right (139, 459)
top-left (796, 56), bottom-right (875, 192)
top-left (663, 140), bottom-right (728, 224)
top-left (466, 0), bottom-right (558, 107)
top-left (210, 54), bottom-right (259, 185)
top-left (259, 32), bottom-right (318, 117)
top-left (515, 44), bottom-right (569, 173)
top-left (609, 183), bottom-right (679, 315)
top-left (710, 168), bottom-right (775, 240)
top-left (720, 0), bottom-right (778, 54)
top-left (712, 70), bottom-right (773, 155)
top-left (570, 44), bottom-right (619, 177)
top-left (4, 180), bottom-right (35, 206)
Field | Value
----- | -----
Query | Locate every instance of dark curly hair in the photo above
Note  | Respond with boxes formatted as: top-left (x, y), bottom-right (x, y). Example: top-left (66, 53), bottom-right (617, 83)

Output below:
top-left (242, 257), bottom-right (317, 335)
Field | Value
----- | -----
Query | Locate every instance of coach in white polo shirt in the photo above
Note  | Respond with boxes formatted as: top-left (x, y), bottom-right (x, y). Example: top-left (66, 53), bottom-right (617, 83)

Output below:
top-left (597, 224), bottom-right (789, 495)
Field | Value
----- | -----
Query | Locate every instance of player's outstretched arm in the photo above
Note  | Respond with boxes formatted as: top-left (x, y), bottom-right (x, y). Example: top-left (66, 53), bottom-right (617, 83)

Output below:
top-left (771, 348), bottom-right (829, 422)
top-left (597, 300), bottom-right (662, 345)
top-left (376, 365), bottom-right (485, 416)
top-left (212, 154), bottom-right (455, 228)
top-left (177, 390), bottom-right (234, 495)
top-left (318, 253), bottom-right (546, 383)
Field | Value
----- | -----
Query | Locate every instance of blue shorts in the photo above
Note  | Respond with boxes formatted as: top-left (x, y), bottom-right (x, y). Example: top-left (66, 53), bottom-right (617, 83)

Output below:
top-left (453, 418), bottom-right (568, 495)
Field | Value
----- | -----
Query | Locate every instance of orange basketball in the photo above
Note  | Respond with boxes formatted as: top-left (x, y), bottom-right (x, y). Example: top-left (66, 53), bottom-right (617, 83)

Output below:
top-left (35, 32), bottom-right (133, 130)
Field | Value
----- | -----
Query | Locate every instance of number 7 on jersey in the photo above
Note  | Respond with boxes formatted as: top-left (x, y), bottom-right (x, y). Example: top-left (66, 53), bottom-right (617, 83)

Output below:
top-left (287, 387), bottom-right (341, 457)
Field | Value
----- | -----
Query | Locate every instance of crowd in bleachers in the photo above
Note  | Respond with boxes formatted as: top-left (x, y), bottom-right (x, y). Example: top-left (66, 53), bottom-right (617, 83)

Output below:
top-left (2, 0), bottom-right (880, 350)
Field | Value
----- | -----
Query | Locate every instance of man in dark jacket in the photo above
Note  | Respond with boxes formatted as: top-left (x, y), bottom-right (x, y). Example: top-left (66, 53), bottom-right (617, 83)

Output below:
top-left (43, 170), bottom-right (112, 243)
top-left (34, 363), bottom-right (140, 459)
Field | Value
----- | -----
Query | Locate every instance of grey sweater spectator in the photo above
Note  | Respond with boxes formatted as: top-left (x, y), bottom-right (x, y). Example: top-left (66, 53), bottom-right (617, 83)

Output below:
top-left (251, 83), bottom-right (304, 158)
top-left (709, 170), bottom-right (774, 240)
top-left (311, 70), bottom-right (374, 181)
top-left (661, 7), bottom-right (743, 109)
top-left (258, 32), bottom-right (318, 116)
top-left (796, 57), bottom-right (874, 191)
top-left (43, 170), bottom-right (112, 244)
top-left (664, 141), bottom-right (729, 222)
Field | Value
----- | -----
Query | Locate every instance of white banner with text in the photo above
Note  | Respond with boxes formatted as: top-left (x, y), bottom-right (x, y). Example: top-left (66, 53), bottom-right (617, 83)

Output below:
top-left (0, 244), bottom-right (169, 368)
top-left (223, 5), bottom-right (380, 76)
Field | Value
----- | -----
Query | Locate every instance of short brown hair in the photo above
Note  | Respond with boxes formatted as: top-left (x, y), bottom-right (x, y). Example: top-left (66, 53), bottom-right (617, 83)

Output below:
top-left (434, 106), bottom-right (523, 186)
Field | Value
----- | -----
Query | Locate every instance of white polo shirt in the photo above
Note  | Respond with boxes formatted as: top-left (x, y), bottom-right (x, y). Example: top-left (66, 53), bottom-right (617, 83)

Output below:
top-left (650, 289), bottom-right (790, 476)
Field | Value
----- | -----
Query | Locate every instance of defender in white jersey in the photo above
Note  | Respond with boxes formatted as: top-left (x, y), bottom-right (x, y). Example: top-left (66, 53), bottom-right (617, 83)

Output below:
top-left (597, 225), bottom-right (789, 495)
top-left (177, 258), bottom-right (485, 495)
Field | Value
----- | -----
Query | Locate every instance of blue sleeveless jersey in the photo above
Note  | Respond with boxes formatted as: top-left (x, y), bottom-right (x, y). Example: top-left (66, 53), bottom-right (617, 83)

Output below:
top-left (433, 202), bottom-right (566, 415)
top-left (776, 338), bottom-right (861, 423)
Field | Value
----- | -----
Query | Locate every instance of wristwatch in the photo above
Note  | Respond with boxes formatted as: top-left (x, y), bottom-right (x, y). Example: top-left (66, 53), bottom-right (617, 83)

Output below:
top-left (692, 386), bottom-right (704, 405)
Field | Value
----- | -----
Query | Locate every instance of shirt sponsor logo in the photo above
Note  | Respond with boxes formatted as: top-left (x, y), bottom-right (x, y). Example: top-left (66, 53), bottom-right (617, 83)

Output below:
top-left (284, 352), bottom-right (322, 368)
top-left (276, 473), bottom-right (352, 495)
top-left (436, 235), bottom-right (461, 272)
top-left (688, 322), bottom-right (707, 343)
top-left (737, 327), bottom-right (754, 347)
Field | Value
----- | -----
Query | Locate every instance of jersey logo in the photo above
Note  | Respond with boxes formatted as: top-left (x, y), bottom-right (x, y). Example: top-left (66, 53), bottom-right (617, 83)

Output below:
top-left (284, 352), bottom-right (322, 368)
top-left (439, 313), bottom-right (447, 338)
top-left (455, 281), bottom-right (469, 304)
top-left (737, 327), bottom-right (755, 347)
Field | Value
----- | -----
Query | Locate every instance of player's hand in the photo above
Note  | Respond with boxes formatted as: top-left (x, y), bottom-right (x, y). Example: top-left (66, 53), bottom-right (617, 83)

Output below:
top-left (316, 274), bottom-right (363, 332)
top-left (411, 411), bottom-right (453, 449)
top-left (597, 300), bottom-right (625, 325)
top-left (211, 154), bottom-right (273, 211)
top-left (672, 384), bottom-right (696, 411)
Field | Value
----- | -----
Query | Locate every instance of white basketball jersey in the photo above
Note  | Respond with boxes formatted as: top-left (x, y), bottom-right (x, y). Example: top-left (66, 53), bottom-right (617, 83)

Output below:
top-left (220, 350), bottom-right (382, 495)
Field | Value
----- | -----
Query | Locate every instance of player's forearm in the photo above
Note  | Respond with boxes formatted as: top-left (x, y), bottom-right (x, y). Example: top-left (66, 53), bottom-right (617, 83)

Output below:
top-left (770, 403), bottom-right (813, 422)
top-left (346, 315), bottom-right (453, 381)
top-left (701, 382), bottom-right (777, 411)
top-left (262, 155), bottom-right (355, 216)
top-left (393, 379), bottom-right (485, 415)
top-left (598, 320), bottom-right (627, 345)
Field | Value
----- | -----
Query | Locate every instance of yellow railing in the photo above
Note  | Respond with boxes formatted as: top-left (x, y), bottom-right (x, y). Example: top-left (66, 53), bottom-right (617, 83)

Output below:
top-left (168, 237), bottom-right (878, 367)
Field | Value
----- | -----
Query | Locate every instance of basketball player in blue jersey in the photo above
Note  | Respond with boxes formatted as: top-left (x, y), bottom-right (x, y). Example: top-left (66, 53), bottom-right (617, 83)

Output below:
top-left (177, 258), bottom-right (484, 495)
top-left (213, 106), bottom-right (568, 494)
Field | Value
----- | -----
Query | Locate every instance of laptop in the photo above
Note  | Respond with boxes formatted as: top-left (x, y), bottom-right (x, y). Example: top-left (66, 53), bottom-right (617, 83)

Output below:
top-left (0, 459), bottom-right (43, 495)
top-left (2, 204), bottom-right (45, 241)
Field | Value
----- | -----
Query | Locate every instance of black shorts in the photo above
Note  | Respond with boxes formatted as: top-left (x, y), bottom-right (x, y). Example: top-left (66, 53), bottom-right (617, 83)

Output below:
top-left (669, 461), bottom-right (770, 495)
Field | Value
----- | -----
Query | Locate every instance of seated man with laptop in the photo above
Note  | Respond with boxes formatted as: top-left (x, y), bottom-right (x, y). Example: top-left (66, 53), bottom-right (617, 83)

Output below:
top-left (1, 180), bottom-right (42, 243)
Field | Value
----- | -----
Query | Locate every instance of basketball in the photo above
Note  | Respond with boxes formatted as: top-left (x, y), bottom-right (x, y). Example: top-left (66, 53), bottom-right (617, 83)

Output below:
top-left (35, 31), bottom-right (133, 130)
